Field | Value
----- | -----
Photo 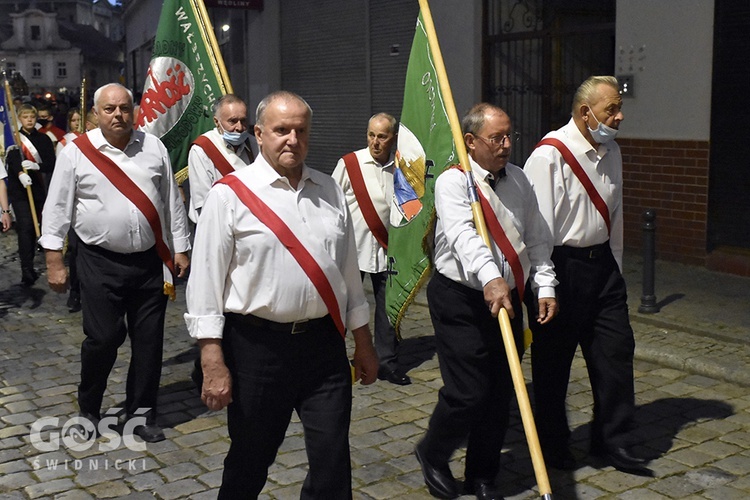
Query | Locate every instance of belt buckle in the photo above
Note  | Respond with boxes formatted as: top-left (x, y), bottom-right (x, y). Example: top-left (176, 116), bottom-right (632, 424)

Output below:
top-left (588, 248), bottom-right (600, 259)
top-left (290, 319), bottom-right (309, 334)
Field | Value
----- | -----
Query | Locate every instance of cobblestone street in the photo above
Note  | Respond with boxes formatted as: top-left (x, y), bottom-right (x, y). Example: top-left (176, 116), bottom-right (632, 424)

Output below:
top-left (1, 230), bottom-right (750, 499)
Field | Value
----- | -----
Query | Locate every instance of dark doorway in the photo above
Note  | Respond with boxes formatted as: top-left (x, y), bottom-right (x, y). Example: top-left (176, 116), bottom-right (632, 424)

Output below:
top-left (482, 0), bottom-right (616, 165)
top-left (708, 0), bottom-right (750, 251)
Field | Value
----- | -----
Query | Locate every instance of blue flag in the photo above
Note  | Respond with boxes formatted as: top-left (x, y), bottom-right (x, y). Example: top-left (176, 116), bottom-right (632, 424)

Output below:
top-left (0, 88), bottom-right (16, 163)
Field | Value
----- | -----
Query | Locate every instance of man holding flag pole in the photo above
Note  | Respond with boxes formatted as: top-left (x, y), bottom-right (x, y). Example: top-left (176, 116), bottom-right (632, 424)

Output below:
top-left (416, 103), bottom-right (557, 499)
top-left (391, 2), bottom-right (557, 498)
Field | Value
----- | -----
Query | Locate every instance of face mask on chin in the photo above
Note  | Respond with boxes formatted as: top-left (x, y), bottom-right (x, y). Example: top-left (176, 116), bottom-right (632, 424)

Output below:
top-left (37, 118), bottom-right (50, 127)
top-left (221, 128), bottom-right (250, 146)
top-left (586, 106), bottom-right (618, 144)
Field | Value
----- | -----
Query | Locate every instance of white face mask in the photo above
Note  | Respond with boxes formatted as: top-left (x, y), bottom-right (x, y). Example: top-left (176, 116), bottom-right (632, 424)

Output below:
top-left (221, 128), bottom-right (250, 146)
top-left (586, 106), bottom-right (619, 144)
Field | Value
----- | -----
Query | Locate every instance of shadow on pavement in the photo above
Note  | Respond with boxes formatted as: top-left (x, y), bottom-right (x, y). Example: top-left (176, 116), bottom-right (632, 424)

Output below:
top-left (156, 345), bottom-right (206, 429)
top-left (0, 283), bottom-right (46, 317)
top-left (398, 335), bottom-right (437, 374)
top-left (632, 397), bottom-right (734, 460)
top-left (655, 292), bottom-right (685, 310)
top-left (498, 393), bottom-right (735, 499)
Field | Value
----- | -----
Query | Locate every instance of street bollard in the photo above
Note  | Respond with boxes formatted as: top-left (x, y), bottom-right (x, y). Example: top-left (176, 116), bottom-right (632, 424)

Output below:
top-left (638, 209), bottom-right (660, 313)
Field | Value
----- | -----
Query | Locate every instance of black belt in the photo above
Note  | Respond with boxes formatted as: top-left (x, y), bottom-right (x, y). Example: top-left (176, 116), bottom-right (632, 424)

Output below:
top-left (554, 242), bottom-right (610, 260)
top-left (434, 271), bottom-right (518, 299)
top-left (226, 313), bottom-right (333, 335)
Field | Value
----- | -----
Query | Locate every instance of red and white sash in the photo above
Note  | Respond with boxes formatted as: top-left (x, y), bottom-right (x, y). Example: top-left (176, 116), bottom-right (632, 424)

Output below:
top-left (192, 135), bottom-right (235, 178)
top-left (454, 165), bottom-right (531, 300)
top-left (535, 138), bottom-right (611, 235)
top-left (18, 134), bottom-right (42, 163)
top-left (342, 152), bottom-right (389, 249)
top-left (218, 174), bottom-right (348, 338)
top-left (73, 134), bottom-right (177, 299)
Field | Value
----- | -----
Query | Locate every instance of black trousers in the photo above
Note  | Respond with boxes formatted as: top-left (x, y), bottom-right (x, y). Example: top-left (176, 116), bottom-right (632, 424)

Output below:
top-left (76, 242), bottom-right (167, 418)
top-left (529, 243), bottom-right (636, 453)
top-left (67, 229), bottom-right (80, 295)
top-left (12, 195), bottom-right (42, 278)
top-left (219, 314), bottom-right (353, 500)
top-left (363, 271), bottom-right (399, 371)
top-left (422, 272), bottom-right (523, 484)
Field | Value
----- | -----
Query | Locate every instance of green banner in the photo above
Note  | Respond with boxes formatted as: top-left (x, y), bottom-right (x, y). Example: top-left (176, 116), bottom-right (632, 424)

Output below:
top-left (135, 0), bottom-right (230, 182)
top-left (386, 12), bottom-right (456, 332)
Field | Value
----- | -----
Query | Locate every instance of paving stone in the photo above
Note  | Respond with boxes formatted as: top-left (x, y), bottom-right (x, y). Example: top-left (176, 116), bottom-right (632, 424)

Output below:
top-left (124, 471), bottom-right (165, 491)
top-left (0, 459), bottom-right (30, 475)
top-left (158, 461), bottom-right (205, 482)
top-left (0, 471), bottom-right (36, 492)
top-left (84, 480), bottom-right (132, 498)
top-left (24, 478), bottom-right (77, 498)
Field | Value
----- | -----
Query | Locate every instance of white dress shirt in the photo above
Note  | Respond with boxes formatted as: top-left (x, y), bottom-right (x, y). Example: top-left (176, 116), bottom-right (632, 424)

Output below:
top-left (523, 118), bottom-right (624, 269)
top-left (432, 158), bottom-right (556, 298)
top-left (56, 131), bottom-right (81, 156)
top-left (187, 128), bottom-right (253, 223)
top-left (184, 155), bottom-right (370, 340)
top-left (330, 148), bottom-right (393, 273)
top-left (39, 128), bottom-right (191, 256)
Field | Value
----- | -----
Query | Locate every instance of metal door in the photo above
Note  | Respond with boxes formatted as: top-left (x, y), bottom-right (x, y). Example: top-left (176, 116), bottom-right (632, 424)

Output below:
top-left (483, 0), bottom-right (616, 165)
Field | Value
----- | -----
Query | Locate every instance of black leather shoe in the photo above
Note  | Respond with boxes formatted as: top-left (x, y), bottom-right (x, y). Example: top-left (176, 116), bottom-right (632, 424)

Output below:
top-left (544, 447), bottom-right (576, 470)
top-left (594, 446), bottom-right (652, 476)
top-left (70, 412), bottom-right (101, 439)
top-left (132, 423), bottom-right (166, 443)
top-left (464, 480), bottom-right (504, 500)
top-left (67, 292), bottom-right (81, 313)
top-left (415, 442), bottom-right (458, 499)
top-left (378, 368), bottom-right (412, 386)
top-left (21, 270), bottom-right (38, 287)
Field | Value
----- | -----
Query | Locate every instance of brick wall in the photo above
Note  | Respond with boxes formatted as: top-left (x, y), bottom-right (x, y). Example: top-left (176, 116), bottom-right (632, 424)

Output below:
top-left (619, 138), bottom-right (710, 267)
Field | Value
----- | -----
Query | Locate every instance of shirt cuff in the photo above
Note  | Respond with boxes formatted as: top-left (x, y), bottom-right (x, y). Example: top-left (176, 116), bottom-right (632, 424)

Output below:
top-left (173, 235), bottom-right (192, 254)
top-left (184, 313), bottom-right (225, 339)
top-left (477, 262), bottom-right (502, 288)
top-left (346, 302), bottom-right (370, 332)
top-left (38, 234), bottom-right (65, 251)
top-left (536, 286), bottom-right (556, 299)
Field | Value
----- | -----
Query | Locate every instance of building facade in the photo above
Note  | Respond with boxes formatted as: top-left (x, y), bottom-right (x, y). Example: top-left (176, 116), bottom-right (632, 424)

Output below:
top-left (122, 0), bottom-right (749, 276)
top-left (0, 0), bottom-right (124, 97)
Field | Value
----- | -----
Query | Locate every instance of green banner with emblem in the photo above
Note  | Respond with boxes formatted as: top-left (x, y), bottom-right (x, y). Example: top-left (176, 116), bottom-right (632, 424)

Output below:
top-left (135, 0), bottom-right (232, 183)
top-left (385, 11), bottom-right (457, 333)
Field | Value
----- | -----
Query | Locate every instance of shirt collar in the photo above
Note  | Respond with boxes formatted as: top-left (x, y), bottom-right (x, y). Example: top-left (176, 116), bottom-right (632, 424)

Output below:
top-left (87, 127), bottom-right (142, 151)
top-left (562, 117), bottom-right (614, 158)
top-left (254, 153), bottom-right (316, 188)
top-left (365, 148), bottom-right (394, 169)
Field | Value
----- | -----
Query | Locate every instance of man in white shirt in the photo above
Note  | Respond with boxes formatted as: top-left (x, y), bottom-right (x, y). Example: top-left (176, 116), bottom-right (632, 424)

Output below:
top-left (523, 75), bottom-right (651, 476)
top-left (415, 103), bottom-right (557, 499)
top-left (331, 113), bottom-right (410, 385)
top-left (185, 91), bottom-right (379, 499)
top-left (40, 83), bottom-right (191, 444)
top-left (187, 94), bottom-right (254, 223)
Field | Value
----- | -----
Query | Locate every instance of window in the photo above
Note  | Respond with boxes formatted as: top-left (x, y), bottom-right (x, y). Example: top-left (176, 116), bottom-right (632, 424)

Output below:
top-left (32, 62), bottom-right (42, 79)
top-left (57, 62), bottom-right (67, 78)
top-left (31, 25), bottom-right (41, 41)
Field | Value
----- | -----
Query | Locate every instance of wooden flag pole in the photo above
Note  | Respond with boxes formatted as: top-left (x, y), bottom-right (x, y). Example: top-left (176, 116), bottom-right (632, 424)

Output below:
top-left (192, 0), bottom-right (234, 94)
top-left (80, 76), bottom-right (87, 133)
top-left (4, 76), bottom-right (40, 238)
top-left (417, 1), bottom-right (553, 498)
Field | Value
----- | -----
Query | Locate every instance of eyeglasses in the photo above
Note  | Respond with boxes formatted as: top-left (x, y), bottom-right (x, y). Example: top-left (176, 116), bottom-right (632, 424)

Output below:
top-left (474, 132), bottom-right (521, 147)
